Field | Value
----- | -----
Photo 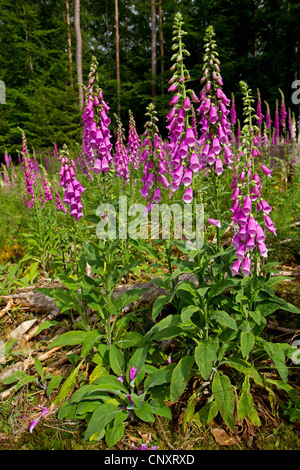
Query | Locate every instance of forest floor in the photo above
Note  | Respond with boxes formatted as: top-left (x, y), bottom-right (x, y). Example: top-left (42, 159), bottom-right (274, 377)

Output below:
top-left (0, 266), bottom-right (299, 451)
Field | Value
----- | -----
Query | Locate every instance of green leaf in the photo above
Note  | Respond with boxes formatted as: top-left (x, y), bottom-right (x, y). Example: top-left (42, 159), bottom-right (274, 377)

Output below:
top-left (117, 331), bottom-right (143, 349)
top-left (144, 364), bottom-right (176, 389)
top-left (84, 403), bottom-right (119, 441)
top-left (211, 310), bottom-right (237, 330)
top-left (81, 330), bottom-right (102, 357)
top-left (212, 372), bottom-right (235, 431)
top-left (181, 305), bottom-right (199, 324)
top-left (265, 276), bottom-right (291, 287)
top-left (47, 375), bottom-right (63, 398)
top-left (144, 315), bottom-right (182, 343)
top-left (207, 279), bottom-right (238, 304)
top-left (105, 418), bottom-right (126, 448)
top-left (195, 340), bottom-right (217, 380)
top-left (47, 331), bottom-right (88, 349)
top-left (50, 289), bottom-right (82, 314)
top-left (3, 371), bottom-right (36, 387)
top-left (34, 356), bottom-right (43, 378)
top-left (226, 357), bottom-right (263, 386)
top-left (89, 364), bottom-right (110, 383)
top-left (238, 375), bottom-right (261, 426)
top-left (54, 360), bottom-right (83, 404)
top-left (172, 280), bottom-right (197, 300)
top-left (265, 378), bottom-right (298, 402)
top-left (34, 320), bottom-right (60, 336)
top-left (109, 344), bottom-right (125, 376)
top-left (114, 288), bottom-right (149, 312)
top-left (182, 393), bottom-right (197, 431)
top-left (152, 295), bottom-right (170, 320)
top-left (193, 400), bottom-right (219, 426)
top-left (170, 355), bottom-right (194, 403)
top-left (149, 399), bottom-right (172, 419)
top-left (134, 401), bottom-right (155, 422)
top-left (240, 331), bottom-right (255, 358)
top-left (262, 341), bottom-right (289, 383)
top-left (128, 344), bottom-right (149, 377)
top-left (249, 309), bottom-right (263, 325)
top-left (92, 375), bottom-right (128, 394)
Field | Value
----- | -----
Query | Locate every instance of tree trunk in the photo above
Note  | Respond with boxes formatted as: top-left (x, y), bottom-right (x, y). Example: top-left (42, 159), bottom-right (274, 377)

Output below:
top-left (66, 0), bottom-right (73, 87)
top-left (252, 0), bottom-right (257, 59)
top-left (74, 0), bottom-right (83, 111)
top-left (151, 0), bottom-right (157, 100)
top-left (158, 0), bottom-right (165, 95)
top-left (115, 0), bottom-right (121, 117)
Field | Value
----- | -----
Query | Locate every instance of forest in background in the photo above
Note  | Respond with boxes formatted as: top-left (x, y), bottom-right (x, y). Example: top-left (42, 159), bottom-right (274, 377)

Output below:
top-left (0, 0), bottom-right (299, 157)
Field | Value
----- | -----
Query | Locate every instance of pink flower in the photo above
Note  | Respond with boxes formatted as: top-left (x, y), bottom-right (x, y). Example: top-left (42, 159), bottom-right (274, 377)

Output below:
top-left (261, 164), bottom-right (272, 177)
top-left (152, 187), bottom-right (162, 203)
top-left (190, 153), bottom-right (201, 172)
top-left (183, 97), bottom-right (191, 110)
top-left (242, 196), bottom-right (252, 216)
top-left (130, 366), bottom-right (137, 382)
top-left (260, 199), bottom-right (272, 214)
top-left (207, 218), bottom-right (221, 228)
top-left (241, 256), bottom-right (251, 276)
top-left (215, 158), bottom-right (223, 175)
top-left (183, 187), bottom-right (193, 203)
top-left (186, 128), bottom-right (196, 147)
top-left (29, 407), bottom-right (49, 433)
top-left (231, 259), bottom-right (242, 276)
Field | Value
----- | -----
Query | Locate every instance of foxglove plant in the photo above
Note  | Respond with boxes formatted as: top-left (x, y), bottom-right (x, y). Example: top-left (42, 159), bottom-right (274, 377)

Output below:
top-left (279, 88), bottom-right (287, 135)
top-left (197, 25), bottom-right (233, 175)
top-left (140, 103), bottom-right (169, 209)
top-left (82, 57), bottom-right (113, 175)
top-left (230, 81), bottom-right (276, 277)
top-left (127, 110), bottom-right (140, 169)
top-left (58, 146), bottom-right (86, 220)
top-left (114, 115), bottom-right (130, 185)
top-left (272, 99), bottom-right (280, 145)
top-left (20, 129), bottom-right (36, 209)
top-left (166, 12), bottom-right (199, 203)
top-left (197, 25), bottom-right (233, 244)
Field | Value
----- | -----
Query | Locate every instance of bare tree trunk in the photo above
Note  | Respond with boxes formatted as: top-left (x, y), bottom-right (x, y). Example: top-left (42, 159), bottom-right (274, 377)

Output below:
top-left (151, 0), bottom-right (157, 100)
top-left (115, 0), bottom-right (121, 117)
top-left (66, 0), bottom-right (73, 87)
top-left (158, 0), bottom-right (164, 95)
top-left (105, 0), bottom-right (111, 67)
top-left (74, 0), bottom-right (83, 111)
top-left (252, 0), bottom-right (257, 59)
top-left (22, 5), bottom-right (33, 84)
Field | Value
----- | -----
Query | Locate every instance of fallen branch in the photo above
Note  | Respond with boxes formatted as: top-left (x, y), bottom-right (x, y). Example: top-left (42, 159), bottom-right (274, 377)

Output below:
top-left (266, 321), bottom-right (300, 335)
top-left (0, 297), bottom-right (13, 319)
top-left (271, 270), bottom-right (300, 277)
top-left (46, 347), bottom-right (82, 373)
top-left (24, 308), bottom-right (62, 342)
top-left (24, 346), bottom-right (63, 371)
top-left (0, 346), bottom-right (63, 384)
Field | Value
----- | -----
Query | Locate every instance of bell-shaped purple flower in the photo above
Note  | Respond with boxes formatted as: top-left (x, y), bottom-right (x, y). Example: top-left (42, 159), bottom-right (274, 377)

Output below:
top-left (241, 256), bottom-right (251, 277)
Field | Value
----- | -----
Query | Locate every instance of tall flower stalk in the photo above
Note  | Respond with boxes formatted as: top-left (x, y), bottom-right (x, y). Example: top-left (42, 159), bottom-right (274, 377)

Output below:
top-left (230, 81), bottom-right (276, 278)
top-left (140, 103), bottom-right (168, 210)
top-left (197, 25), bottom-right (233, 247)
top-left (166, 12), bottom-right (199, 204)
top-left (82, 57), bottom-right (113, 175)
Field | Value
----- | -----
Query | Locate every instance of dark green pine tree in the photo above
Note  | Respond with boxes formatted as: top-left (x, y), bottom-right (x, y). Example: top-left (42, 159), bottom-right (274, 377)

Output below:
top-left (0, 0), bottom-right (81, 157)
